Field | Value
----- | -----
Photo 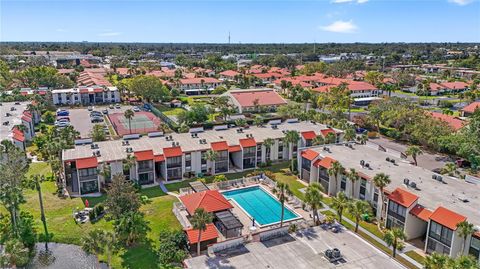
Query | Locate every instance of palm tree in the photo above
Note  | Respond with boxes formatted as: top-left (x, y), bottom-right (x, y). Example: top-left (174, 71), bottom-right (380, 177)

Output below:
top-left (346, 168), bottom-right (359, 198)
top-left (424, 252), bottom-right (449, 269)
top-left (348, 200), bottom-right (371, 233)
top-left (190, 208), bottom-right (213, 256)
top-left (82, 229), bottom-right (119, 269)
top-left (327, 161), bottom-right (345, 195)
top-left (312, 135), bottom-right (325, 146)
top-left (343, 127), bottom-right (356, 142)
top-left (442, 162), bottom-right (457, 176)
top-left (284, 130), bottom-right (300, 172)
top-left (325, 132), bottom-right (336, 144)
top-left (122, 154), bottom-right (136, 179)
top-left (99, 162), bottom-right (112, 184)
top-left (254, 116), bottom-right (264, 127)
top-left (263, 138), bottom-right (274, 162)
top-left (357, 134), bottom-right (368, 145)
top-left (304, 183), bottom-right (324, 225)
top-left (405, 145), bottom-right (423, 166)
top-left (124, 109), bottom-right (135, 134)
top-left (331, 191), bottom-right (349, 223)
top-left (373, 172), bottom-right (391, 228)
top-left (456, 220), bottom-right (475, 254)
top-left (204, 149), bottom-right (218, 174)
top-left (24, 174), bottom-right (50, 251)
top-left (384, 227), bottom-right (406, 258)
top-left (272, 182), bottom-right (292, 227)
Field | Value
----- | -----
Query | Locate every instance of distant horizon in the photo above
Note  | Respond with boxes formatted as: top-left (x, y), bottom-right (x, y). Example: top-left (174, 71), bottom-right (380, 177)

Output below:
top-left (1, 41), bottom-right (480, 45)
top-left (1, 0), bottom-right (479, 43)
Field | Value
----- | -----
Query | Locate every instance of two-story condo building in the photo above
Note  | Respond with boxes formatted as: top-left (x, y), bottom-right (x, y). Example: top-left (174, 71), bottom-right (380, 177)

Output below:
top-left (62, 120), bottom-right (344, 196)
top-left (177, 77), bottom-right (222, 95)
top-left (51, 86), bottom-right (120, 106)
top-left (298, 143), bottom-right (480, 262)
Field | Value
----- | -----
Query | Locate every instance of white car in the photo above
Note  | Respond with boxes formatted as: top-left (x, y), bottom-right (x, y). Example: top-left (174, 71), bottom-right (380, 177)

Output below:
top-left (55, 121), bottom-right (70, 127)
top-left (133, 106), bottom-right (141, 112)
top-left (88, 106), bottom-right (94, 111)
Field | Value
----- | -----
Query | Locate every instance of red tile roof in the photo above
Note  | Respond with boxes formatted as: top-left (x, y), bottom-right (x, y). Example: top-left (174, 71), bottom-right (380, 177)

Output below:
top-left (428, 112), bottom-right (464, 131)
top-left (301, 149), bottom-right (319, 161)
top-left (179, 190), bottom-right (233, 215)
top-left (239, 138), bottom-right (256, 148)
top-left (462, 102), bottom-right (480, 114)
top-left (410, 205), bottom-right (433, 222)
top-left (219, 70), bottom-right (240, 77)
top-left (163, 146), bottom-right (183, 158)
top-left (211, 141), bottom-right (229, 152)
top-left (429, 83), bottom-right (443, 92)
top-left (185, 223), bottom-right (218, 244)
top-left (429, 206), bottom-right (467, 230)
top-left (440, 81), bottom-right (469, 90)
top-left (12, 132), bottom-right (25, 142)
top-left (301, 131), bottom-right (316, 140)
top-left (21, 115), bottom-right (32, 122)
top-left (320, 128), bottom-right (335, 137)
top-left (313, 157), bottom-right (335, 169)
top-left (154, 154), bottom-right (165, 162)
top-left (179, 77), bottom-right (220, 85)
top-left (228, 145), bottom-right (241, 153)
top-left (76, 156), bottom-right (98, 169)
top-left (388, 188), bottom-right (419, 208)
top-left (230, 90), bottom-right (287, 108)
top-left (134, 150), bottom-right (154, 161)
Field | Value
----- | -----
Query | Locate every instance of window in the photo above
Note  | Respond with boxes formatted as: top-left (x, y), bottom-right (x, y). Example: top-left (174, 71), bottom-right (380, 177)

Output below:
top-left (185, 153), bottom-right (191, 172)
top-left (469, 236), bottom-right (480, 262)
top-left (388, 201), bottom-right (407, 221)
top-left (359, 179), bottom-right (367, 200)
top-left (340, 176), bottom-right (347, 192)
top-left (305, 139), bottom-right (312, 147)
top-left (167, 167), bottom-right (182, 180)
top-left (428, 221), bottom-right (453, 247)
top-left (201, 151), bottom-right (207, 173)
top-left (278, 141), bottom-right (283, 160)
top-left (301, 158), bottom-right (311, 171)
top-left (427, 237), bottom-right (450, 255)
top-left (167, 156), bottom-right (182, 167)
top-left (138, 172), bottom-right (153, 185)
top-left (80, 180), bottom-right (99, 194)
top-left (79, 168), bottom-right (97, 179)
top-left (138, 160), bottom-right (152, 170)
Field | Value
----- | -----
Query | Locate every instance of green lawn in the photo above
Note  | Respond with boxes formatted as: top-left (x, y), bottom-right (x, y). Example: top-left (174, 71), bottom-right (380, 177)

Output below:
top-left (153, 104), bottom-right (186, 116)
top-left (405, 250), bottom-right (426, 265)
top-left (7, 162), bottom-right (181, 269)
top-left (274, 169), bottom-right (308, 200)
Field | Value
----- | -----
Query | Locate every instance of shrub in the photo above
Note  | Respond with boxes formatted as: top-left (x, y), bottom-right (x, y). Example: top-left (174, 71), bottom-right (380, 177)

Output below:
top-left (213, 174), bottom-right (227, 183)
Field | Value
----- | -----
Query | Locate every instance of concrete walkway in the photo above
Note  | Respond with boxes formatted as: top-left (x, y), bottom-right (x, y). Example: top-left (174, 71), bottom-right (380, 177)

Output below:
top-left (322, 204), bottom-right (423, 268)
top-left (159, 181), bottom-right (180, 197)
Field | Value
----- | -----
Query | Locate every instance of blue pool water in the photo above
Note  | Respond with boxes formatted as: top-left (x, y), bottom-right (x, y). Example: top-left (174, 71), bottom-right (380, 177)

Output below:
top-left (222, 186), bottom-right (299, 226)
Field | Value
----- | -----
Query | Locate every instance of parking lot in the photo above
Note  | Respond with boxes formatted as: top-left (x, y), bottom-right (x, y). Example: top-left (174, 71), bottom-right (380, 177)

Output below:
top-left (62, 104), bottom-right (135, 138)
top-left (184, 226), bottom-right (405, 269)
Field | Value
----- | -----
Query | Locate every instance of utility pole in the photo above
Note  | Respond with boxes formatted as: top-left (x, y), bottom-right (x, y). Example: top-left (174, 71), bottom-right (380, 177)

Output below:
top-left (228, 31), bottom-right (231, 45)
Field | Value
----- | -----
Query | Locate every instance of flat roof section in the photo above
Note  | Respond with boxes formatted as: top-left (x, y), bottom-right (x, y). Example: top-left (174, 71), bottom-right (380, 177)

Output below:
top-left (308, 143), bottom-right (480, 226)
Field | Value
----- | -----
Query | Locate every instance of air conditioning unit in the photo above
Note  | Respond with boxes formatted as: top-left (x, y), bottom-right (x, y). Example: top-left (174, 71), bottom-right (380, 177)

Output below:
top-left (404, 178), bottom-right (410, 185)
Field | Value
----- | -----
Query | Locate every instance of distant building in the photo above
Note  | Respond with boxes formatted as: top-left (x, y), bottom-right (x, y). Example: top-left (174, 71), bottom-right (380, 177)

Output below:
top-left (51, 86), bottom-right (120, 105)
top-left (223, 88), bottom-right (287, 113)
top-left (176, 77), bottom-right (222, 95)
top-left (461, 102), bottom-right (480, 117)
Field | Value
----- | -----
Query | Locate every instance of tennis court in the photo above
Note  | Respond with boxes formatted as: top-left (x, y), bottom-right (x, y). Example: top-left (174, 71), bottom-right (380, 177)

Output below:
top-left (108, 111), bottom-right (162, 136)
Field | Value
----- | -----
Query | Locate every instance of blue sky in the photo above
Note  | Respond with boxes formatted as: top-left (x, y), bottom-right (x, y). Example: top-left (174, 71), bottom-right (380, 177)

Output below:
top-left (1, 0), bottom-right (479, 43)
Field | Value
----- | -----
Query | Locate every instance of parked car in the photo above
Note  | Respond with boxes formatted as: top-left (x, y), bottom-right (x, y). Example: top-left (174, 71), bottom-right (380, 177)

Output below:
top-left (133, 106), bottom-right (141, 112)
top-left (102, 109), bottom-right (109, 114)
top-left (55, 121), bottom-right (70, 127)
top-left (88, 106), bottom-right (94, 111)
top-left (90, 111), bottom-right (102, 117)
top-left (115, 104), bottom-right (121, 109)
top-left (91, 117), bottom-right (104, 123)
top-left (56, 110), bottom-right (69, 116)
top-left (14, 102), bottom-right (21, 105)
top-left (109, 104), bottom-right (114, 109)
top-left (56, 118), bottom-right (70, 123)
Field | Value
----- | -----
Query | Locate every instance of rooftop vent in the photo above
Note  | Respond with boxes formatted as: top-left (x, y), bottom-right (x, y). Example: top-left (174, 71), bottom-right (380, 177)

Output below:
top-left (171, 142), bottom-right (176, 147)
top-left (409, 181), bottom-right (417, 189)
top-left (404, 178), bottom-right (410, 185)
top-left (360, 160), bottom-right (365, 166)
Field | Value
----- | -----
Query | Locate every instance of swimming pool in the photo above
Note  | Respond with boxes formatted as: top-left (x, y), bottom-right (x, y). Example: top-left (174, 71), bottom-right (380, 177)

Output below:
top-left (222, 186), bottom-right (300, 226)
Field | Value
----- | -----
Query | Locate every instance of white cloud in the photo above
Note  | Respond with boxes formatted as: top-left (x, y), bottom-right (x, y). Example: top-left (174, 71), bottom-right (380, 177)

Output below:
top-left (332, 0), bottom-right (369, 4)
top-left (448, 0), bottom-right (473, 5)
top-left (97, 32), bottom-right (121, 37)
top-left (320, 20), bottom-right (358, 33)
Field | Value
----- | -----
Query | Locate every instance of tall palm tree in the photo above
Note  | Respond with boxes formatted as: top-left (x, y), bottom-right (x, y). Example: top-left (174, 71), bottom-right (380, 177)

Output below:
top-left (373, 172), bottom-right (391, 228)
top-left (263, 138), bottom-right (274, 162)
top-left (331, 191), bottom-right (349, 223)
top-left (343, 127), bottom-right (356, 142)
top-left (327, 161), bottom-right (345, 195)
top-left (190, 208), bottom-right (213, 256)
top-left (348, 200), bottom-right (371, 233)
top-left (384, 227), bottom-right (406, 258)
top-left (424, 252), bottom-right (449, 269)
top-left (346, 168), bottom-right (359, 198)
top-left (304, 183), bottom-right (324, 225)
top-left (456, 220), bottom-right (475, 254)
top-left (204, 149), bottom-right (218, 174)
top-left (284, 130), bottom-right (300, 172)
top-left (122, 154), bottom-right (136, 179)
top-left (124, 109), bottom-right (135, 134)
top-left (99, 162), bottom-right (112, 183)
top-left (272, 182), bottom-right (292, 227)
top-left (405, 145), bottom-right (423, 166)
top-left (24, 174), bottom-right (50, 251)
top-left (312, 135), bottom-right (325, 146)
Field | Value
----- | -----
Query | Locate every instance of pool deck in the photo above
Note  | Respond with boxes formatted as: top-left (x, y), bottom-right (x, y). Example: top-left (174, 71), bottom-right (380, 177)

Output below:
top-left (184, 226), bottom-right (406, 269)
